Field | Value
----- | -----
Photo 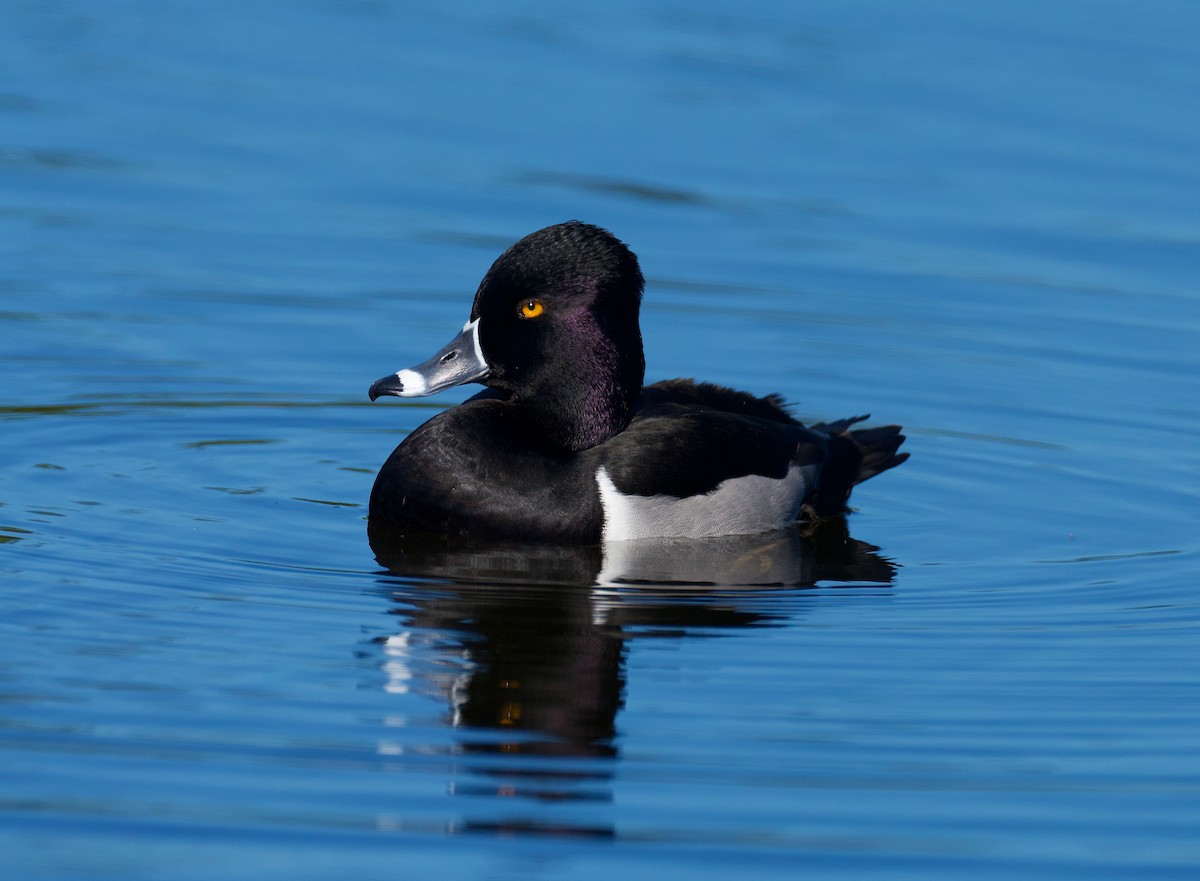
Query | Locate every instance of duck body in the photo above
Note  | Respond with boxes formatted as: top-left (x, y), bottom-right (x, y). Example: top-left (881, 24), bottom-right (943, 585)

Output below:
top-left (368, 222), bottom-right (907, 543)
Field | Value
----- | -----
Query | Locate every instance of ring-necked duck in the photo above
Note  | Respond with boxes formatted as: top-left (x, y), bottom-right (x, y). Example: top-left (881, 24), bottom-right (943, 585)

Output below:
top-left (369, 221), bottom-right (907, 542)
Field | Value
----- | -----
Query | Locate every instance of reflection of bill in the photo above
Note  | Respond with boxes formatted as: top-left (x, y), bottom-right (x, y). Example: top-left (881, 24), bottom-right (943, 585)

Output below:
top-left (373, 568), bottom-right (625, 839)
top-left (368, 522), bottom-right (896, 839)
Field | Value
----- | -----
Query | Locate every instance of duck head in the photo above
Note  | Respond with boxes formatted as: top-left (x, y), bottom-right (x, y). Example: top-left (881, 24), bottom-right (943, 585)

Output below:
top-left (370, 221), bottom-right (646, 451)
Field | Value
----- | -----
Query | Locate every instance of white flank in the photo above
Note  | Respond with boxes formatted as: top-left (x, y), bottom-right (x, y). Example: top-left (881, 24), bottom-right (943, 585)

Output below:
top-left (595, 464), bottom-right (812, 543)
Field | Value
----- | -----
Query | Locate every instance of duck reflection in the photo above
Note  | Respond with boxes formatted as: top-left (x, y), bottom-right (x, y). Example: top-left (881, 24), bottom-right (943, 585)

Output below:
top-left (368, 520), bottom-right (895, 838)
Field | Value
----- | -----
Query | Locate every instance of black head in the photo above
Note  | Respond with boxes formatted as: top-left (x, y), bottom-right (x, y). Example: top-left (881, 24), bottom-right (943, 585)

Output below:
top-left (471, 221), bottom-right (646, 449)
top-left (369, 221), bottom-right (646, 452)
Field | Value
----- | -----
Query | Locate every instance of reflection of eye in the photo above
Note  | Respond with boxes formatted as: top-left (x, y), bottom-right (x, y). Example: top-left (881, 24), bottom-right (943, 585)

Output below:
top-left (518, 299), bottom-right (545, 319)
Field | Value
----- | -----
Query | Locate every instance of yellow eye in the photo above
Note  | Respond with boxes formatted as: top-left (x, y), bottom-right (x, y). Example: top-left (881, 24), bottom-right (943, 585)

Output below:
top-left (518, 299), bottom-right (545, 319)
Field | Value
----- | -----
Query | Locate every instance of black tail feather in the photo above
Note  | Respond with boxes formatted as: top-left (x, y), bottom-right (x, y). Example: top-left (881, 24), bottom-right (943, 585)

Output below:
top-left (804, 416), bottom-right (909, 519)
top-left (847, 424), bottom-right (909, 485)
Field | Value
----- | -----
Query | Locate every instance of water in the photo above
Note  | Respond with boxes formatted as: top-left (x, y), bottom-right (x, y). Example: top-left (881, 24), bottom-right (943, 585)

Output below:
top-left (3, 1), bottom-right (1199, 877)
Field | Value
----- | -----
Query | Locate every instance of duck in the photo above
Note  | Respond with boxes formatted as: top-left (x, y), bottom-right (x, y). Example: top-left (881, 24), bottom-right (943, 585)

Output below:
top-left (368, 221), bottom-right (907, 543)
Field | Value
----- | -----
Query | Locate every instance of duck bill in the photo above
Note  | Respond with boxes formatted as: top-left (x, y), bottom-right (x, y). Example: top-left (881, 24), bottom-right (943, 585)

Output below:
top-left (369, 318), bottom-right (489, 400)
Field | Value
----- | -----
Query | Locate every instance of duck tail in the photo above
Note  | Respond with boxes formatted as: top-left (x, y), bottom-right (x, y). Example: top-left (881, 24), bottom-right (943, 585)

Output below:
top-left (804, 415), bottom-right (909, 519)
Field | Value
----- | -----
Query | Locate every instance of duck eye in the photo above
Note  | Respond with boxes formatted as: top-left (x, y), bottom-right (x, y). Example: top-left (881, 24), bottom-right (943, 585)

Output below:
top-left (518, 299), bottom-right (545, 319)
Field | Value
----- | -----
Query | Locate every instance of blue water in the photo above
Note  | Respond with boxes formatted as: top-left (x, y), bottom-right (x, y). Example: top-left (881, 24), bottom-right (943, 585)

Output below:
top-left (3, 1), bottom-right (1199, 878)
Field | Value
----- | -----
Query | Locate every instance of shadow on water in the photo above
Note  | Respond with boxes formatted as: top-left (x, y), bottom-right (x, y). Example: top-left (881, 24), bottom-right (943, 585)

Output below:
top-left (367, 521), bottom-right (896, 839)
